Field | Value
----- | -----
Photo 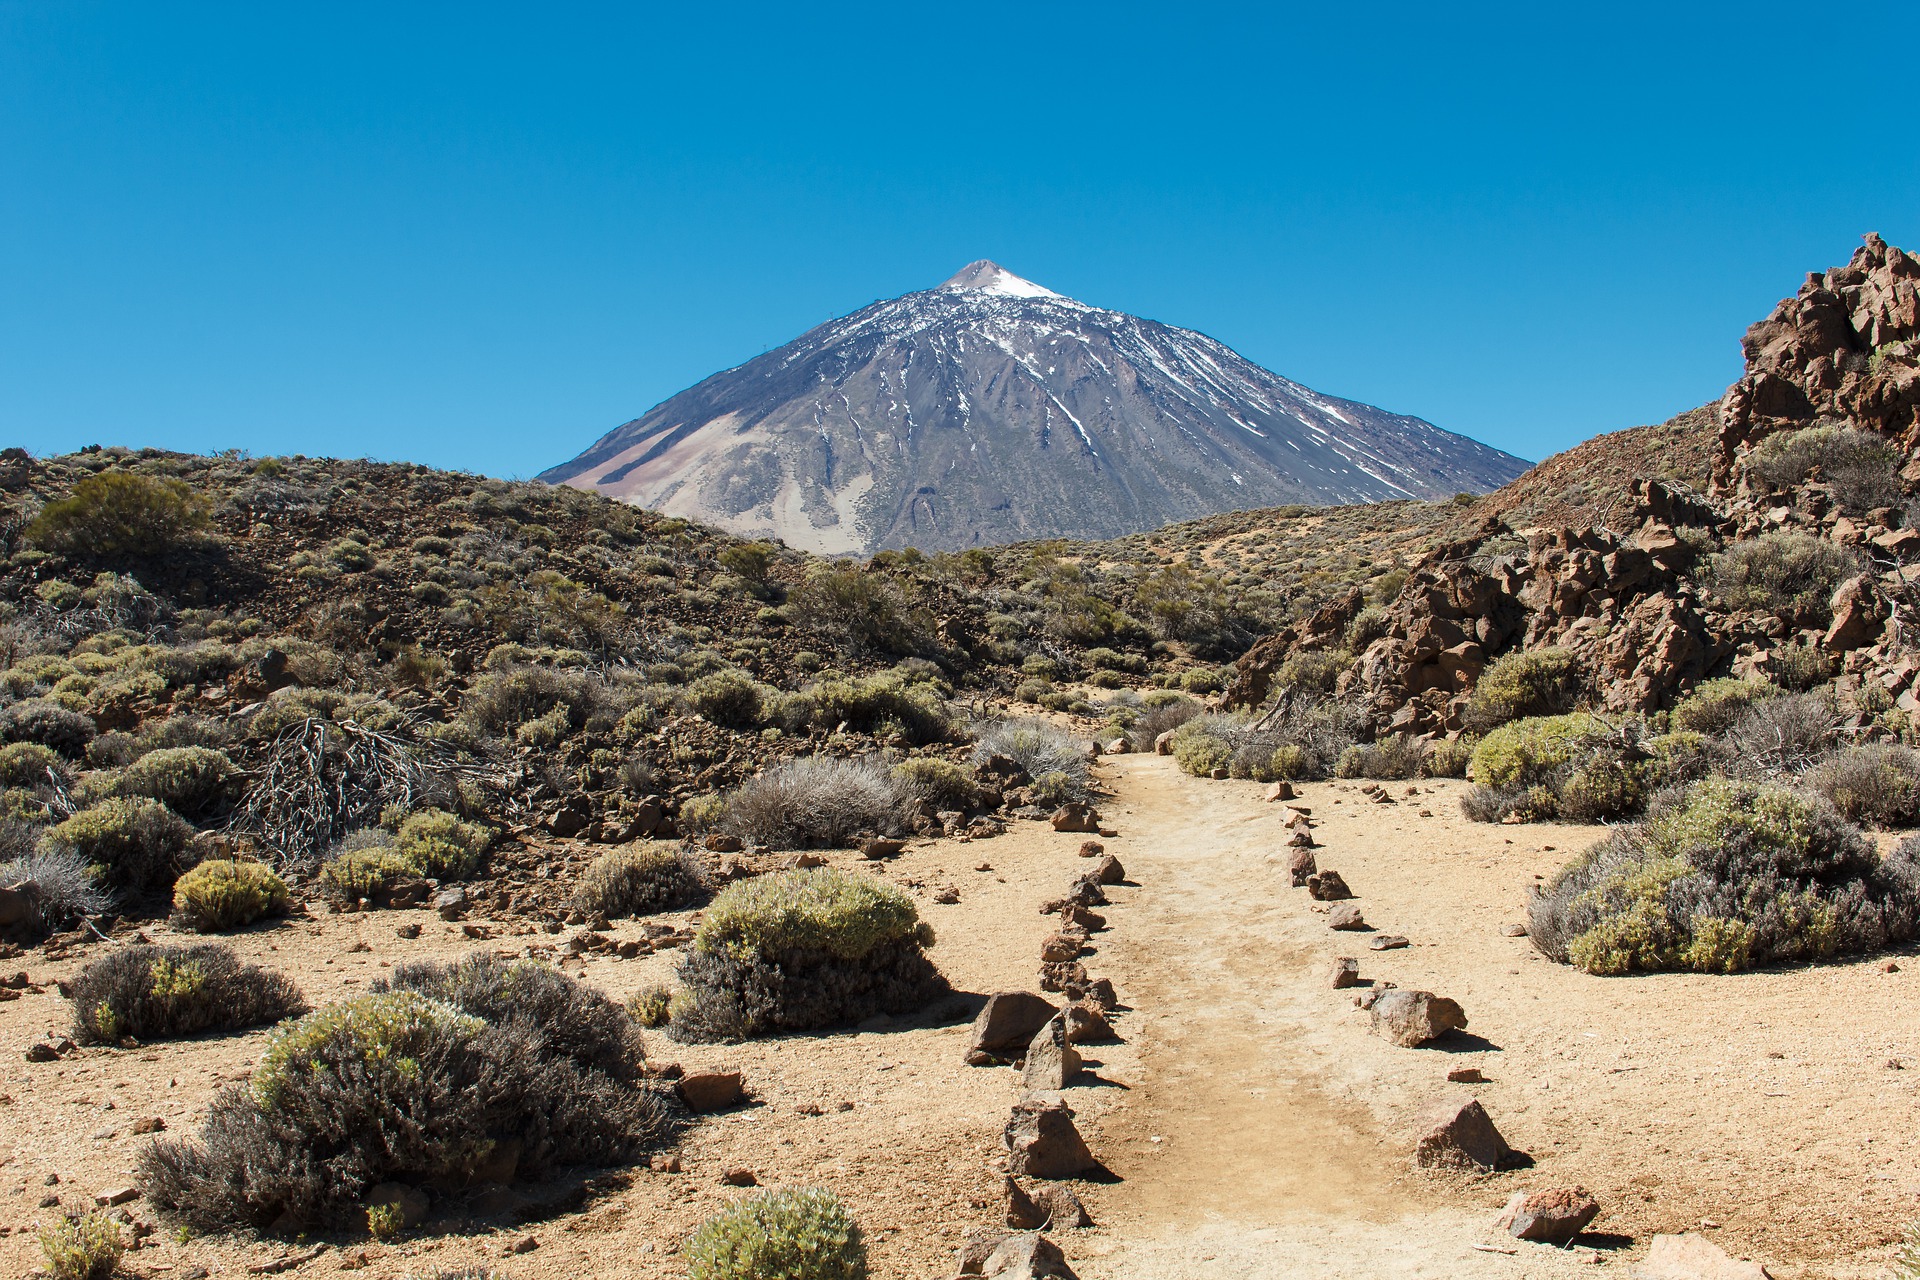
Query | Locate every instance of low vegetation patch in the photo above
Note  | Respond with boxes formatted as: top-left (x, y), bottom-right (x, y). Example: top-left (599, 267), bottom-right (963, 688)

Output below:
top-left (1708, 531), bottom-right (1860, 626)
top-left (1529, 778), bottom-right (1920, 974)
top-left (572, 844), bottom-right (707, 918)
top-left (42, 797), bottom-right (193, 889)
top-left (172, 859), bottom-right (292, 932)
top-left (1462, 648), bottom-right (1583, 731)
top-left (1463, 714), bottom-right (1703, 824)
top-left (68, 943), bottom-right (306, 1043)
top-left (39, 1209), bottom-right (125, 1280)
top-left (670, 868), bottom-right (945, 1041)
top-left (0, 843), bottom-right (108, 940)
top-left (140, 959), bottom-right (679, 1230)
top-left (972, 718), bottom-right (1091, 804)
top-left (686, 1186), bottom-right (867, 1280)
top-left (719, 757), bottom-right (916, 850)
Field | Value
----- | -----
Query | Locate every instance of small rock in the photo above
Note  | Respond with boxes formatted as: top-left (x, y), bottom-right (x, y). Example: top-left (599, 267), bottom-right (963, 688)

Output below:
top-left (1264, 780), bottom-right (1295, 802)
top-left (433, 888), bottom-right (469, 921)
top-left (461, 923), bottom-right (491, 940)
top-left (1089, 854), bottom-right (1125, 885)
top-left (1004, 1176), bottom-right (1043, 1229)
top-left (1061, 1001), bottom-right (1113, 1044)
top-left (1327, 902), bottom-right (1367, 930)
top-left (933, 886), bottom-right (961, 904)
top-left (1503, 923), bottom-right (1529, 938)
top-left (1370, 990), bottom-right (1468, 1047)
top-left (1634, 1232), bottom-right (1770, 1279)
top-left (1284, 846), bottom-right (1317, 886)
top-left (1039, 960), bottom-right (1088, 993)
top-left (1306, 870), bottom-right (1352, 900)
top-left (1048, 804), bottom-right (1101, 834)
top-left (648, 1153), bottom-right (684, 1173)
top-left (94, 1186), bottom-right (140, 1207)
top-left (1005, 1094), bottom-right (1098, 1179)
top-left (1497, 1186), bottom-right (1600, 1245)
top-left (860, 837), bottom-right (905, 860)
top-left (981, 1231), bottom-right (1079, 1279)
top-left (703, 834), bottom-right (743, 853)
top-left (1447, 1067), bottom-right (1487, 1084)
top-left (504, 1236), bottom-right (538, 1255)
top-left (1327, 957), bottom-right (1361, 989)
top-left (720, 1167), bottom-right (757, 1187)
top-left (1022, 1017), bottom-right (1082, 1091)
top-left (130, 1117), bottom-right (166, 1134)
top-left (1368, 934), bottom-right (1410, 950)
top-left (1085, 977), bottom-right (1118, 1009)
top-left (678, 1071), bottom-right (745, 1112)
top-left (970, 992), bottom-right (1061, 1061)
top-left (24, 1041), bottom-right (61, 1063)
top-left (395, 922), bottom-right (422, 939)
top-left (1039, 933), bottom-right (1085, 964)
top-left (1413, 1096), bottom-right (1517, 1171)
top-left (1032, 1184), bottom-right (1093, 1229)
top-left (1077, 841), bottom-right (1103, 858)
top-left (788, 852), bottom-right (828, 869)
top-left (1153, 729), bottom-right (1177, 755)
top-left (957, 1227), bottom-right (1014, 1276)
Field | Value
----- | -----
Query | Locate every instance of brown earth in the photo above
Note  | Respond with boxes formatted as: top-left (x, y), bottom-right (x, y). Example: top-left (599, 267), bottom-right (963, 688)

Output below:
top-left (5, 757), bottom-right (1916, 1278)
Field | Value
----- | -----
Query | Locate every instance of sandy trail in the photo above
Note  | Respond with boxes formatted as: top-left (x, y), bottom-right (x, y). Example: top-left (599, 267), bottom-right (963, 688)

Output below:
top-left (1067, 755), bottom-right (1600, 1279)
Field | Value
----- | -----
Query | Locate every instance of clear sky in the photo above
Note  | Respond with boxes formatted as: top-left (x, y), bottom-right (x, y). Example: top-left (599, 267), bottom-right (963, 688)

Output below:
top-left (3, 2), bottom-right (1915, 478)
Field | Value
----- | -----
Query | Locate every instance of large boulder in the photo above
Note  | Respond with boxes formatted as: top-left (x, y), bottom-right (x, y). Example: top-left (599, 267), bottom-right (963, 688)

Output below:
top-left (1369, 990), bottom-right (1468, 1047)
top-left (968, 992), bottom-right (1059, 1064)
top-left (1413, 1096), bottom-right (1516, 1171)
top-left (1005, 1093), bottom-right (1098, 1179)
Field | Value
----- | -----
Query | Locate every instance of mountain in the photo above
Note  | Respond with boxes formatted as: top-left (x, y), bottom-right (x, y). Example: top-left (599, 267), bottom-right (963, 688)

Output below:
top-left (540, 262), bottom-right (1531, 554)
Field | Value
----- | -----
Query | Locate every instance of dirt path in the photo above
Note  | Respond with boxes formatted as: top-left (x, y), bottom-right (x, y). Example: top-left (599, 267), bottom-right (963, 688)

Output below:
top-left (1068, 755), bottom-right (1600, 1279)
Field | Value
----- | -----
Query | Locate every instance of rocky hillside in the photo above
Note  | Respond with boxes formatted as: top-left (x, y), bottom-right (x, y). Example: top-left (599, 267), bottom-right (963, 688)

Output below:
top-left (1227, 234), bottom-right (1920, 741)
top-left (542, 262), bottom-right (1529, 554)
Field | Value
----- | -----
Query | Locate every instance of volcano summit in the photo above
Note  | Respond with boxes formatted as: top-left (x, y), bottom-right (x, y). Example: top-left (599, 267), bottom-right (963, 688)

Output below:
top-left (542, 263), bottom-right (1529, 553)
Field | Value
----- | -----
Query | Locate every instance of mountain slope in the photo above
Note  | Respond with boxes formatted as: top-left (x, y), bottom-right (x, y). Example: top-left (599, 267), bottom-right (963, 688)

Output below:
top-left (542, 262), bottom-right (1530, 554)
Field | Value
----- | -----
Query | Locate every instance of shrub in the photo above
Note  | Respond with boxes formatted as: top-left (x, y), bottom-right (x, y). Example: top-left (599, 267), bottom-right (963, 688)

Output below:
top-left (1768, 643), bottom-right (1832, 692)
top-left (0, 741), bottom-right (63, 788)
top-left (1463, 648), bottom-right (1582, 731)
top-left (140, 982), bottom-right (679, 1231)
top-left (629, 983), bottom-right (672, 1028)
top-left (1672, 678), bottom-right (1779, 736)
top-left (68, 943), bottom-right (306, 1043)
top-left (573, 844), bottom-right (706, 918)
top-left (0, 699), bottom-right (97, 757)
top-left (1806, 744), bottom-right (1920, 826)
top-left (1170, 718), bottom-right (1234, 776)
top-left (677, 793), bottom-right (726, 835)
top-left (459, 664), bottom-right (620, 738)
top-left (1334, 734), bottom-right (1424, 780)
top-left (1529, 778), bottom-right (1920, 974)
top-left (671, 868), bottom-right (945, 1040)
top-left (1273, 650), bottom-right (1348, 695)
top-left (42, 798), bottom-right (192, 889)
top-left (1466, 714), bottom-right (1654, 823)
top-left (890, 757), bottom-right (980, 811)
top-left (686, 1187), bottom-right (867, 1280)
top-left (788, 567), bottom-right (930, 656)
top-left (28, 471), bottom-right (211, 559)
top-left (39, 1209), bottom-right (125, 1280)
top-left (326, 538), bottom-right (374, 571)
top-left (173, 859), bottom-right (292, 932)
top-left (317, 841), bottom-right (417, 906)
top-left (686, 670), bottom-right (766, 728)
top-left (1716, 691), bottom-right (1840, 778)
top-left (1708, 532), bottom-right (1860, 625)
top-left (115, 746), bottom-right (239, 818)
top-left (768, 672), bottom-right (951, 745)
top-left (0, 845), bottom-right (108, 939)
top-left (373, 952), bottom-right (649, 1081)
top-left (393, 808), bottom-right (491, 879)
top-left (1180, 666), bottom-right (1226, 695)
top-left (972, 719), bottom-right (1091, 801)
top-left (1125, 697), bottom-right (1200, 752)
top-left (1745, 423), bottom-right (1904, 515)
top-left (720, 758), bottom-right (916, 850)
top-left (1423, 736), bottom-right (1475, 779)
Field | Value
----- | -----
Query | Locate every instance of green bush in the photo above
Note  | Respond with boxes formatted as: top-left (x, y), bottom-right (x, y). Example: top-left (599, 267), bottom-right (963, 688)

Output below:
top-left (140, 977), bottom-right (678, 1230)
top-left (1708, 531), bottom-right (1860, 625)
top-left (42, 797), bottom-right (193, 888)
top-left (671, 868), bottom-right (945, 1040)
top-left (686, 1187), bottom-right (867, 1280)
top-left (767, 671), bottom-right (951, 745)
top-left (68, 942), bottom-right (306, 1043)
top-left (890, 757), bottom-right (980, 810)
top-left (788, 566), bottom-right (930, 656)
top-left (573, 844), bottom-right (706, 918)
top-left (1529, 778), bottom-right (1920, 974)
top-left (1422, 736), bottom-right (1475, 779)
top-left (1465, 714), bottom-right (1674, 823)
top-left (173, 859), bottom-right (292, 931)
top-left (393, 808), bottom-right (491, 879)
top-left (1672, 678), bottom-right (1779, 736)
top-left (1463, 648), bottom-right (1583, 731)
top-left (317, 842), bottom-right (417, 905)
top-left (0, 699), bottom-right (98, 757)
top-left (1170, 720), bottom-right (1233, 776)
top-left (686, 671), bottom-right (767, 728)
top-left (28, 471), bottom-right (211, 559)
top-left (39, 1209), bottom-right (125, 1280)
top-left (0, 741), bottom-right (63, 787)
top-left (115, 745), bottom-right (239, 818)
top-left (1769, 643), bottom-right (1833, 692)
top-left (325, 538), bottom-right (374, 571)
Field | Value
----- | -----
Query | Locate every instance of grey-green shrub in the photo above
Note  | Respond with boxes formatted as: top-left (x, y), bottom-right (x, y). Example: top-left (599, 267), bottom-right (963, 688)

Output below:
top-left (1462, 648), bottom-right (1582, 731)
top-left (1745, 424), bottom-right (1903, 515)
top-left (686, 1187), bottom-right (866, 1280)
top-left (671, 868), bottom-right (945, 1040)
top-left (573, 844), bottom-right (706, 918)
top-left (68, 942), bottom-right (306, 1043)
top-left (1528, 778), bottom-right (1920, 974)
top-left (115, 746), bottom-right (239, 818)
top-left (1707, 531), bottom-right (1859, 625)
top-left (1806, 744), bottom-right (1920, 826)
top-left (172, 859), bottom-right (293, 932)
top-left (42, 797), bottom-right (192, 888)
top-left (719, 758), bottom-right (916, 850)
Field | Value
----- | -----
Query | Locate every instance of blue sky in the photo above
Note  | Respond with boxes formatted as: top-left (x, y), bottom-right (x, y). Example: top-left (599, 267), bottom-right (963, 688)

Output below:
top-left (3, 2), bottom-right (1916, 478)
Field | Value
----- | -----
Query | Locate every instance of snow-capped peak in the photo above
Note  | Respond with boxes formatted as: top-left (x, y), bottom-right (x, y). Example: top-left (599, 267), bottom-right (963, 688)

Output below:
top-left (940, 260), bottom-right (1061, 299)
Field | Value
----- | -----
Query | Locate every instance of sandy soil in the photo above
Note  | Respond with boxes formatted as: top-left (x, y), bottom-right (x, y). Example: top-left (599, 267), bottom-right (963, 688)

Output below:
top-left (3, 754), bottom-right (1916, 1278)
